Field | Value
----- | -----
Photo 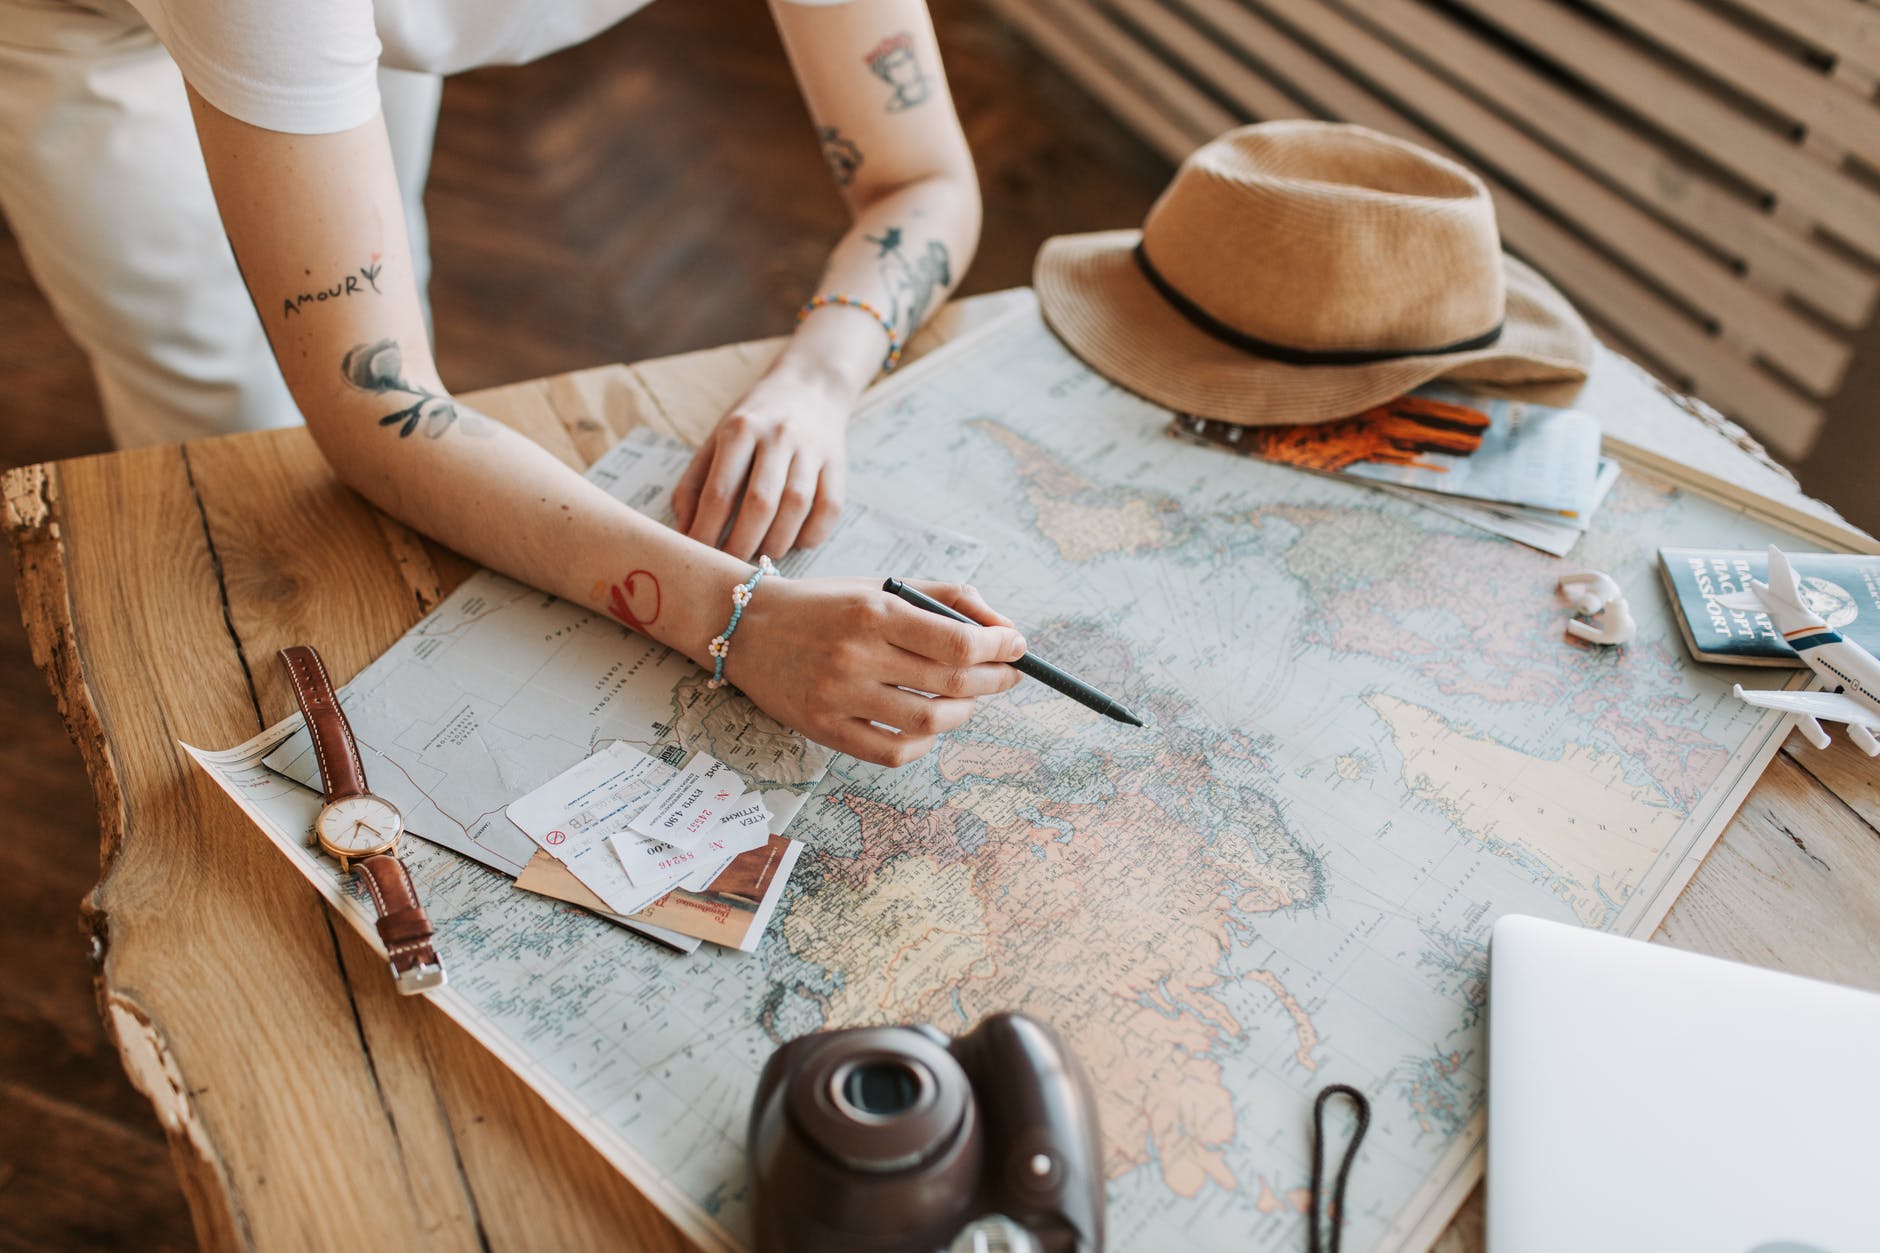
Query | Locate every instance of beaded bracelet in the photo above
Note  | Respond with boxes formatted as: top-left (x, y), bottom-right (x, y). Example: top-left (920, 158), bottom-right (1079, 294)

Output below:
top-left (706, 556), bottom-right (777, 690)
top-left (797, 294), bottom-right (904, 372)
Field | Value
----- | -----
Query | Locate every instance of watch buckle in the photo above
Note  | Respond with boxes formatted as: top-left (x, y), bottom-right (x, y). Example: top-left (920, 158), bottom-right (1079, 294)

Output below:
top-left (393, 959), bottom-right (447, 995)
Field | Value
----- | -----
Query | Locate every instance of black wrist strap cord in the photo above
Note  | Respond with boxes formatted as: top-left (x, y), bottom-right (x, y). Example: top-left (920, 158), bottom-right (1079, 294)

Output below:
top-left (1307, 1084), bottom-right (1372, 1253)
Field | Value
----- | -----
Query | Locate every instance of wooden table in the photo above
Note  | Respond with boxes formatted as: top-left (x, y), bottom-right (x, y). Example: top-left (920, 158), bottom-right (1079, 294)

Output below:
top-left (8, 290), bottom-right (1879, 1251)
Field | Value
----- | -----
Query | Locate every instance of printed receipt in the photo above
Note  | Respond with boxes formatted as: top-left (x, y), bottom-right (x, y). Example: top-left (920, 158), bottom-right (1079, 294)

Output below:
top-left (507, 742), bottom-right (771, 914)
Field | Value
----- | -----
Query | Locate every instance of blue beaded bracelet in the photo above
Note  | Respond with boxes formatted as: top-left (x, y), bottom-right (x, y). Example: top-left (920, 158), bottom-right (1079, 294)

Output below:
top-left (706, 556), bottom-right (777, 690)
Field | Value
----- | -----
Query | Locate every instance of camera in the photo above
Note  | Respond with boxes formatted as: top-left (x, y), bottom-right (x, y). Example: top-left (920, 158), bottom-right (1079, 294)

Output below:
top-left (748, 1011), bottom-right (1105, 1253)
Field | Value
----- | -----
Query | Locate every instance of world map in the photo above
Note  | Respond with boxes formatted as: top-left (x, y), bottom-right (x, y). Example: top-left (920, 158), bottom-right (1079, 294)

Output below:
top-left (745, 315), bottom-right (1800, 1248)
top-left (192, 310), bottom-right (1804, 1252)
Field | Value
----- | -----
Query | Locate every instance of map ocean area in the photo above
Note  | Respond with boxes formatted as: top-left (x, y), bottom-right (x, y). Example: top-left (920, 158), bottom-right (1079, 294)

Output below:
top-left (197, 306), bottom-right (1814, 1253)
top-left (262, 426), bottom-right (986, 888)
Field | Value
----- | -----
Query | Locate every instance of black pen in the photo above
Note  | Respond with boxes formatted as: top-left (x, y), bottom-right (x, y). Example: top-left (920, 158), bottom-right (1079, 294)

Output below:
top-left (881, 579), bottom-right (1145, 727)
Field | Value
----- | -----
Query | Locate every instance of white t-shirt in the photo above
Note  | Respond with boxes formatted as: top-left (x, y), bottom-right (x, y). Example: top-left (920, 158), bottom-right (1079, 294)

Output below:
top-left (128, 0), bottom-right (657, 133)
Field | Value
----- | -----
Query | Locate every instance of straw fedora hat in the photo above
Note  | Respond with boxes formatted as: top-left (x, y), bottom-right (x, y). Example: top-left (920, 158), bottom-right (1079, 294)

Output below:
top-left (1035, 121), bottom-right (1594, 425)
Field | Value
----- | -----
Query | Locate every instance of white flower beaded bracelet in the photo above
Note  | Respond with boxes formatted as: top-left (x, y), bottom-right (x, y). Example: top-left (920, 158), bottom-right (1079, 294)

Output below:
top-left (707, 556), bottom-right (777, 690)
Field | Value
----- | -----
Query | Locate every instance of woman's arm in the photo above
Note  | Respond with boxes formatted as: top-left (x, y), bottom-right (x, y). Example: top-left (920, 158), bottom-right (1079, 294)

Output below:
top-left (186, 91), bottom-right (1020, 765)
top-left (671, 0), bottom-right (981, 560)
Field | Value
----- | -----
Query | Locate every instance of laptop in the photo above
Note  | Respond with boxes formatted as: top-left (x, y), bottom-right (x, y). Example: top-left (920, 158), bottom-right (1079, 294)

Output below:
top-left (1488, 914), bottom-right (1880, 1253)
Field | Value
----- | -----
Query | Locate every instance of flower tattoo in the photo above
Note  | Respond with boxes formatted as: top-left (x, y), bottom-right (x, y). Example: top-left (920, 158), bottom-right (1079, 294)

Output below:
top-left (341, 339), bottom-right (483, 438)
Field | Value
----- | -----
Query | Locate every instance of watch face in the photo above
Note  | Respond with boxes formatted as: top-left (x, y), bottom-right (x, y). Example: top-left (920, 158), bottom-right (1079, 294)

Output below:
top-left (315, 795), bottom-right (404, 858)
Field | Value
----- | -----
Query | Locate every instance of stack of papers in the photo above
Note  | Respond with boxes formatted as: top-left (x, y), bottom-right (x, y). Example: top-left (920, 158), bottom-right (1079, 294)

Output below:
top-left (1171, 384), bottom-right (1618, 555)
top-left (506, 742), bottom-right (798, 952)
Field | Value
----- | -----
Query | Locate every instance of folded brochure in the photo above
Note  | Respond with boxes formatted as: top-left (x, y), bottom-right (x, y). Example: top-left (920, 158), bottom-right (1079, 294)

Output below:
top-left (513, 839), bottom-right (799, 954)
top-left (1369, 459), bottom-right (1621, 558)
top-left (1171, 384), bottom-right (1604, 515)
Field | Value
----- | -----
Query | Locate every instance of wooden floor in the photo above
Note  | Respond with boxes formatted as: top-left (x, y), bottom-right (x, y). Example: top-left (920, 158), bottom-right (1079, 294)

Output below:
top-left (0, 1), bottom-right (1167, 1246)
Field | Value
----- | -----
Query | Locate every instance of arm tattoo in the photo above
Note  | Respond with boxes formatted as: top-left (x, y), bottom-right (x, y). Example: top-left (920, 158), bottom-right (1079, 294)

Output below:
top-left (818, 126), bottom-right (864, 187)
top-left (341, 339), bottom-right (487, 438)
top-left (865, 226), bottom-right (952, 347)
top-left (283, 253), bottom-right (385, 318)
top-left (864, 33), bottom-right (931, 111)
top-left (594, 570), bottom-right (661, 633)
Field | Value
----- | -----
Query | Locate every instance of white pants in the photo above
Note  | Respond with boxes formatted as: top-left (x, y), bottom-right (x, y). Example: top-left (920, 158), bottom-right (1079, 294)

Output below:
top-left (0, 0), bottom-right (440, 447)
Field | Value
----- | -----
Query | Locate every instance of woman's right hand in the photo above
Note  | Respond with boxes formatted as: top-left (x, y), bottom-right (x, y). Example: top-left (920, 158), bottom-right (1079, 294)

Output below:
top-left (725, 577), bottom-right (1027, 767)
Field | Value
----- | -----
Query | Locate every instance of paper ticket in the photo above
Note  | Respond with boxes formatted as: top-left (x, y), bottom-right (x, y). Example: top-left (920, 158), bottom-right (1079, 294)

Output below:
top-left (612, 795), bottom-right (771, 892)
top-left (630, 753), bottom-right (742, 849)
top-left (679, 794), bottom-right (771, 888)
top-left (504, 741), bottom-right (677, 915)
top-left (610, 831), bottom-right (710, 890)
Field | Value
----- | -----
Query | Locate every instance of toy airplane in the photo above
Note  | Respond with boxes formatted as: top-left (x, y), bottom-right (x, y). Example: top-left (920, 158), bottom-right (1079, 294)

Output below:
top-left (1719, 545), bottom-right (1880, 756)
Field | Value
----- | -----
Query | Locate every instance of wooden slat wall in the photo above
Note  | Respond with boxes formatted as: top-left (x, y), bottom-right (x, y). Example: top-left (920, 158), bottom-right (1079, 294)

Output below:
top-left (984, 0), bottom-right (1880, 462)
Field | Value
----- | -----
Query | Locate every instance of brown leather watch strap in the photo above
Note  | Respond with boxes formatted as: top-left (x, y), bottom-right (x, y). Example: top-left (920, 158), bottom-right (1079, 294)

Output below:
top-left (354, 854), bottom-right (446, 994)
top-left (279, 644), bottom-right (369, 800)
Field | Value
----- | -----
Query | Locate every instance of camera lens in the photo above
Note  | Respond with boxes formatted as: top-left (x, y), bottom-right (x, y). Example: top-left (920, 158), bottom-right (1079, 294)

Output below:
top-left (841, 1060), bottom-right (922, 1118)
top-left (793, 1036), bottom-right (965, 1173)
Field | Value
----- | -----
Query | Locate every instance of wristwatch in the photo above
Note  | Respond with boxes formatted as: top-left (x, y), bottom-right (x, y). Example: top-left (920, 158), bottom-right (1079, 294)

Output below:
top-left (279, 644), bottom-right (446, 994)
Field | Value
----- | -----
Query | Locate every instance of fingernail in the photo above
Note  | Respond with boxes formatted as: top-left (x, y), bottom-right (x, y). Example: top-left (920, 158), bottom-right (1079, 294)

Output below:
top-left (1008, 632), bottom-right (1027, 659)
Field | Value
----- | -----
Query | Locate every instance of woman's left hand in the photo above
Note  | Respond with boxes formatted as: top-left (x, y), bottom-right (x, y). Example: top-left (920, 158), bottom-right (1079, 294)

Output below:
top-left (672, 371), bottom-right (848, 560)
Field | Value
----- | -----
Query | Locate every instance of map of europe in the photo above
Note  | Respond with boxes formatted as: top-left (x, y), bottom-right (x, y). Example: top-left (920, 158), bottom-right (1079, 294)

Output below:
top-left (192, 309), bottom-right (1806, 1252)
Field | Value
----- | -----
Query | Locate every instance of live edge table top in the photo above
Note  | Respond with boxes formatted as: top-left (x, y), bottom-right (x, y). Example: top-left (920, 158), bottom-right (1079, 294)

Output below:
top-left (6, 290), bottom-right (1879, 1252)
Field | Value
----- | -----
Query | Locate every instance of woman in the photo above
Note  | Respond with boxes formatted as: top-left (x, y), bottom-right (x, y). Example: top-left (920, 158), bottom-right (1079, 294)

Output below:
top-left (0, 0), bottom-right (1025, 765)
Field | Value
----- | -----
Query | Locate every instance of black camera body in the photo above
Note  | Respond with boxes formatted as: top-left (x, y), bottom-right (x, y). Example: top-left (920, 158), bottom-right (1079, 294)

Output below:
top-left (748, 1011), bottom-right (1104, 1253)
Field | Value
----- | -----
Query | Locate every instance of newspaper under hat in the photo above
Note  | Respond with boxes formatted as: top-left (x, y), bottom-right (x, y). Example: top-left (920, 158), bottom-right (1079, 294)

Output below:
top-left (1034, 121), bottom-right (1594, 425)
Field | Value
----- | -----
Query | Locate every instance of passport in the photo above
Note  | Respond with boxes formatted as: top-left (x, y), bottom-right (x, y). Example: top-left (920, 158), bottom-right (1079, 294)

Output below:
top-left (1658, 547), bottom-right (1880, 668)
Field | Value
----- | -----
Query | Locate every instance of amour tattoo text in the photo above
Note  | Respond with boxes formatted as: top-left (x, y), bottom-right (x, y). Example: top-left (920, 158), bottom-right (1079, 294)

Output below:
top-left (283, 255), bottom-right (384, 317)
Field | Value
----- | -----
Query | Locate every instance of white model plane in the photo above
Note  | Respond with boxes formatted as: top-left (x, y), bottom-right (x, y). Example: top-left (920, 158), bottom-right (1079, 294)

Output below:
top-left (1719, 545), bottom-right (1880, 757)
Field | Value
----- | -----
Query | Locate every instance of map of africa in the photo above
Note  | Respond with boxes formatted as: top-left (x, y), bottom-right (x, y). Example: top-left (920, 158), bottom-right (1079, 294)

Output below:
top-left (190, 309), bottom-right (1805, 1252)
